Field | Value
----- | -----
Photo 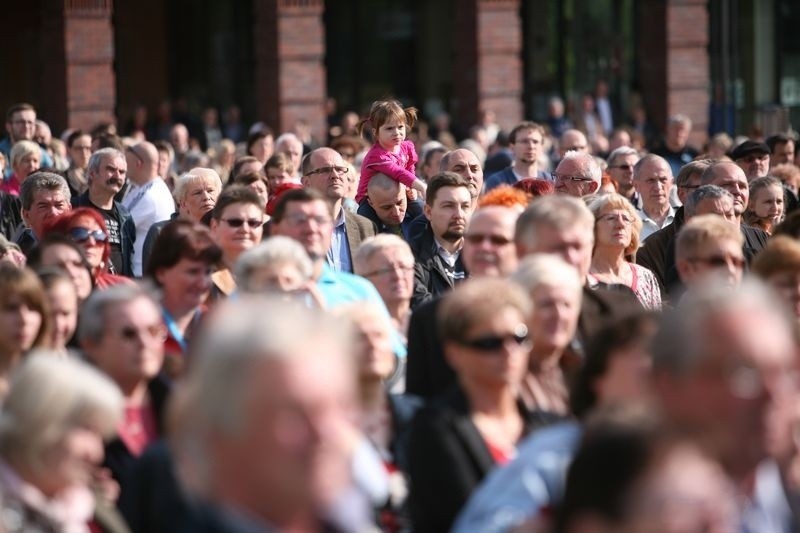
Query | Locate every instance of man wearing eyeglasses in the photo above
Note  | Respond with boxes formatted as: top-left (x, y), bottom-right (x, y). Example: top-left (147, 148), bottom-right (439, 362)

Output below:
top-left (484, 122), bottom-right (550, 191)
top-left (0, 103), bottom-right (54, 179)
top-left (552, 151), bottom-right (601, 198)
top-left (606, 146), bottom-right (641, 208)
top-left (72, 147), bottom-right (136, 276)
top-left (301, 147), bottom-right (376, 273)
top-left (123, 142), bottom-right (175, 277)
top-left (675, 214), bottom-right (745, 292)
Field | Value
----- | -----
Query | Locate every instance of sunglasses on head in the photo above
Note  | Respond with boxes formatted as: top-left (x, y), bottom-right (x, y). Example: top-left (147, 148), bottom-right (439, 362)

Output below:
top-left (68, 227), bottom-right (108, 244)
top-left (460, 324), bottom-right (530, 353)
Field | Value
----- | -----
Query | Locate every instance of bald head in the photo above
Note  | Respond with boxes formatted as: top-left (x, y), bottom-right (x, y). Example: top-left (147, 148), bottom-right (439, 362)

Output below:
top-left (560, 129), bottom-right (589, 156)
top-left (126, 141), bottom-right (160, 184)
top-left (440, 148), bottom-right (484, 196)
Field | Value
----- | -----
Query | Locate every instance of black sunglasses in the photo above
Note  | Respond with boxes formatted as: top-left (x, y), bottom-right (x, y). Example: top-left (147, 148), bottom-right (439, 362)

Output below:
top-left (221, 218), bottom-right (262, 228)
top-left (460, 324), bottom-right (530, 352)
top-left (68, 227), bottom-right (108, 243)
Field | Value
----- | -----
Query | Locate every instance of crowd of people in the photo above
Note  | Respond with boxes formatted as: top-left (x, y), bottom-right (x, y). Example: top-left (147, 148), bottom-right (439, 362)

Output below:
top-left (0, 94), bottom-right (798, 532)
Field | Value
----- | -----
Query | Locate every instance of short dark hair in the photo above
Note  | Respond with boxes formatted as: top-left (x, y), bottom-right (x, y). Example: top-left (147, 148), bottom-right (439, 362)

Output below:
top-left (246, 129), bottom-right (274, 155)
top-left (66, 130), bottom-right (88, 149)
top-left (230, 170), bottom-right (268, 190)
top-left (231, 156), bottom-right (263, 181)
top-left (145, 220), bottom-right (222, 280)
top-left (6, 103), bottom-right (35, 123)
top-left (211, 185), bottom-right (264, 220)
top-left (425, 171), bottom-right (471, 207)
top-left (509, 121), bottom-right (545, 144)
top-left (270, 188), bottom-right (331, 223)
top-left (766, 133), bottom-right (796, 153)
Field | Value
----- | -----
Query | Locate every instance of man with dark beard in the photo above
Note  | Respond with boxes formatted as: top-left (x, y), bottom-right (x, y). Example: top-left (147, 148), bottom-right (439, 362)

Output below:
top-left (72, 147), bottom-right (136, 276)
top-left (411, 172), bottom-right (473, 309)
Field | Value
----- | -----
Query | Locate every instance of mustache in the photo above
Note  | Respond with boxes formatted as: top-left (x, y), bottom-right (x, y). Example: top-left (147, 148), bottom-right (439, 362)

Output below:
top-left (106, 177), bottom-right (125, 186)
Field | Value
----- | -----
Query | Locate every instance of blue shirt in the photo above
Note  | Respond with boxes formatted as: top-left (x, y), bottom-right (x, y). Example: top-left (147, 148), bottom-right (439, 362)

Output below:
top-left (326, 209), bottom-right (352, 273)
top-left (453, 421), bottom-right (581, 532)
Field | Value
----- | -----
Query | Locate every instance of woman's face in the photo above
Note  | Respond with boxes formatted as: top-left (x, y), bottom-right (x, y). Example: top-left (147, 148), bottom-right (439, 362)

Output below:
top-left (449, 307), bottom-right (531, 389)
top-left (752, 185), bottom-right (784, 223)
top-left (211, 202), bottom-right (263, 263)
top-left (156, 258), bottom-right (213, 311)
top-left (181, 179), bottom-right (220, 222)
top-left (530, 283), bottom-right (581, 354)
top-left (67, 216), bottom-right (107, 270)
top-left (0, 292), bottom-right (43, 357)
top-left (40, 425), bottom-right (105, 495)
top-left (250, 135), bottom-right (274, 164)
top-left (38, 244), bottom-right (93, 301)
top-left (13, 152), bottom-right (40, 180)
top-left (595, 208), bottom-right (634, 250)
top-left (768, 271), bottom-right (800, 320)
top-left (46, 280), bottom-right (78, 350)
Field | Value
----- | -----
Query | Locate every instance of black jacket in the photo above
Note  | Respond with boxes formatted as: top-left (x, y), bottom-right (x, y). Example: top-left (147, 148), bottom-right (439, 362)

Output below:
top-left (0, 191), bottom-right (21, 241)
top-left (411, 225), bottom-right (466, 310)
top-left (72, 192), bottom-right (137, 277)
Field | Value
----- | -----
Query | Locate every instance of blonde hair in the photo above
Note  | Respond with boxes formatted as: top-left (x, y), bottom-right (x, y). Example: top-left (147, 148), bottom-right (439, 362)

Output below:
top-left (10, 140), bottom-right (40, 167)
top-left (675, 215), bottom-right (744, 261)
top-left (587, 193), bottom-right (644, 256)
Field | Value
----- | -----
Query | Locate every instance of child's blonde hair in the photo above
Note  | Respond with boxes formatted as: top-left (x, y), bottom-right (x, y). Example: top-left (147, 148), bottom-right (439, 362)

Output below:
top-left (357, 99), bottom-right (418, 138)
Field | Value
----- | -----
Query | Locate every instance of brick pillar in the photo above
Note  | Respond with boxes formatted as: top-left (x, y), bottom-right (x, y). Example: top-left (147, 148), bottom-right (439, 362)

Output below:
top-left (639, 0), bottom-right (710, 146)
top-left (253, 0), bottom-right (327, 141)
top-left (454, 0), bottom-right (523, 132)
top-left (41, 0), bottom-right (116, 133)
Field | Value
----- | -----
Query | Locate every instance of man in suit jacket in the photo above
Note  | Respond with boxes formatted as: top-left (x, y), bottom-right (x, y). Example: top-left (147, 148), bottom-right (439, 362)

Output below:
top-left (302, 147), bottom-right (376, 272)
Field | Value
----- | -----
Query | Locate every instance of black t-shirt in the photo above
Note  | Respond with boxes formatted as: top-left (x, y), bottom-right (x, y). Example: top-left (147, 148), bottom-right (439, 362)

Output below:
top-left (96, 205), bottom-right (124, 275)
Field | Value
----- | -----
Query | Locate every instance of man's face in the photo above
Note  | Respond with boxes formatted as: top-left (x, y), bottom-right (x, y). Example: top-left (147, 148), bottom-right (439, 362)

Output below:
top-left (277, 138), bottom-right (304, 175)
top-left (443, 149), bottom-right (484, 196)
top-left (560, 131), bottom-right (589, 154)
top-left (511, 128), bottom-right (543, 166)
top-left (677, 171), bottom-right (703, 205)
top-left (6, 110), bottom-right (36, 142)
top-left (272, 200), bottom-right (333, 261)
top-left (170, 126), bottom-right (189, 153)
top-left (707, 163), bottom-right (749, 217)
top-left (89, 154), bottom-right (127, 196)
top-left (69, 134), bottom-right (92, 170)
top-left (22, 189), bottom-right (70, 237)
top-left (421, 151), bottom-right (445, 181)
top-left (360, 246), bottom-right (415, 306)
top-left (634, 159), bottom-right (673, 211)
top-left (694, 196), bottom-right (736, 223)
top-left (424, 186), bottom-right (473, 244)
top-left (461, 208), bottom-right (518, 277)
top-left (368, 183), bottom-right (407, 226)
top-left (736, 152), bottom-right (770, 181)
top-left (519, 223), bottom-right (594, 282)
top-left (223, 343), bottom-right (355, 523)
top-left (302, 149), bottom-right (348, 201)
top-left (678, 238), bottom-right (745, 289)
top-left (771, 141), bottom-right (796, 167)
top-left (668, 306), bottom-right (798, 478)
top-left (607, 153), bottom-right (639, 191)
top-left (667, 122), bottom-right (690, 149)
top-left (83, 297), bottom-right (165, 388)
top-left (554, 158), bottom-right (598, 197)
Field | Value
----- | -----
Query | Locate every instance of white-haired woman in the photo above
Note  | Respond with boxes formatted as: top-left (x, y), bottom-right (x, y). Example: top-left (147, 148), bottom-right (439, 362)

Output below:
top-left (0, 354), bottom-right (123, 531)
top-left (587, 193), bottom-right (661, 310)
top-left (512, 255), bottom-right (584, 416)
top-left (2, 140), bottom-right (41, 196)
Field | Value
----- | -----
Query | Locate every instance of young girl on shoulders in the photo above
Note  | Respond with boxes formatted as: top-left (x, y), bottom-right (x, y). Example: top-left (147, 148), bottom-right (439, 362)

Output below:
top-left (356, 99), bottom-right (428, 206)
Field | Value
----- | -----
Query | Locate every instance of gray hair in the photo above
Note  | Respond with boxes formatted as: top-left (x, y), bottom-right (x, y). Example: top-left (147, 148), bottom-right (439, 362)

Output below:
top-left (0, 353), bottom-right (122, 474)
top-left (78, 283), bottom-right (159, 344)
top-left (19, 171), bottom-right (71, 210)
top-left (172, 171), bottom-right (222, 203)
top-left (353, 234), bottom-right (414, 276)
top-left (515, 195), bottom-right (594, 249)
top-left (10, 140), bottom-right (40, 167)
top-left (367, 173), bottom-right (403, 195)
top-left (667, 114), bottom-right (692, 128)
top-left (275, 133), bottom-right (302, 150)
top-left (87, 147), bottom-right (124, 176)
top-left (606, 146), bottom-right (638, 167)
top-left (559, 151), bottom-right (602, 184)
top-left (512, 254), bottom-right (582, 296)
top-left (234, 236), bottom-right (313, 293)
top-left (633, 153), bottom-right (671, 180)
top-left (651, 279), bottom-right (788, 376)
top-left (684, 185), bottom-right (733, 217)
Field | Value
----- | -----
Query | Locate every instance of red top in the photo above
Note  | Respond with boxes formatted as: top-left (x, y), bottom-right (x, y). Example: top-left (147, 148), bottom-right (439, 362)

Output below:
top-left (117, 403), bottom-right (158, 457)
top-left (485, 439), bottom-right (514, 465)
top-left (0, 174), bottom-right (21, 196)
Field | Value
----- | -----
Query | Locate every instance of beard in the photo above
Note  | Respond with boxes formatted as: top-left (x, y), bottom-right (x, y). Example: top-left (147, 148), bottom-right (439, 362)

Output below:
top-left (442, 228), bottom-right (465, 242)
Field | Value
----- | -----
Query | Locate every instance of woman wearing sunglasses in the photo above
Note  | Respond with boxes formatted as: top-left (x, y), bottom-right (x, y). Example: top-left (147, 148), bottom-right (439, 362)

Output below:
top-left (209, 185), bottom-right (265, 297)
top-left (43, 207), bottom-right (131, 290)
top-left (406, 278), bottom-right (542, 532)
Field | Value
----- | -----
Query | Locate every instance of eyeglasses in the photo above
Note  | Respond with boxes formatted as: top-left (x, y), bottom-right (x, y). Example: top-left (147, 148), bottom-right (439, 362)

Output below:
top-left (554, 173), bottom-right (594, 183)
top-left (598, 213), bottom-right (635, 225)
top-left (363, 264), bottom-right (415, 277)
top-left (688, 254), bottom-right (745, 270)
top-left (68, 227), bottom-right (108, 244)
top-left (305, 165), bottom-right (348, 177)
top-left (118, 324), bottom-right (168, 343)
top-left (459, 324), bottom-right (530, 353)
top-left (221, 218), bottom-right (263, 228)
top-left (464, 233), bottom-right (514, 246)
top-left (281, 213), bottom-right (333, 227)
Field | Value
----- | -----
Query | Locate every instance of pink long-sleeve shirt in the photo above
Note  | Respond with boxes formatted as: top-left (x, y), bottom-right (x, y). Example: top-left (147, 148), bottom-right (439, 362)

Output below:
top-left (356, 140), bottom-right (418, 203)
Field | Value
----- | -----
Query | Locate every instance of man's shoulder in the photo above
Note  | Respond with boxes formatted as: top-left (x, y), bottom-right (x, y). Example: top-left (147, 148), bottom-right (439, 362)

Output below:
top-left (345, 210), bottom-right (377, 233)
top-left (485, 167), bottom-right (514, 188)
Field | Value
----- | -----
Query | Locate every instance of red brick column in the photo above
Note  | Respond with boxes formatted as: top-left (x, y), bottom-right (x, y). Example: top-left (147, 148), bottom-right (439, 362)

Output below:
top-left (41, 0), bottom-right (116, 133)
top-left (253, 0), bottom-right (327, 141)
top-left (638, 0), bottom-right (709, 146)
top-left (454, 0), bottom-right (523, 131)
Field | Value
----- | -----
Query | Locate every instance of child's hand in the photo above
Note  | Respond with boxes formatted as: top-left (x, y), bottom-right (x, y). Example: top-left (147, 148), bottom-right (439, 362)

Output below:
top-left (406, 188), bottom-right (418, 202)
top-left (412, 178), bottom-right (427, 199)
